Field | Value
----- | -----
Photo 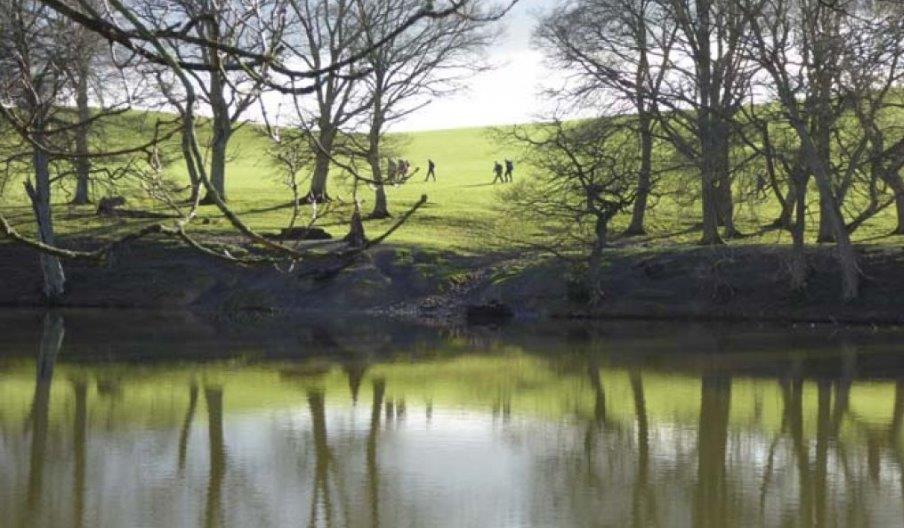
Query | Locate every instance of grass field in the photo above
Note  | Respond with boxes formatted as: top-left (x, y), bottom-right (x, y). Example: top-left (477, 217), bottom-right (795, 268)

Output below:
top-left (3, 119), bottom-right (904, 255)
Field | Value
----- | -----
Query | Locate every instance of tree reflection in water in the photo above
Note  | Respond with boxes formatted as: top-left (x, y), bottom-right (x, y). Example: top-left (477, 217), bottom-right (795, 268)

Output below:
top-left (23, 311), bottom-right (64, 527)
top-left (3, 318), bottom-right (904, 527)
top-left (204, 387), bottom-right (226, 528)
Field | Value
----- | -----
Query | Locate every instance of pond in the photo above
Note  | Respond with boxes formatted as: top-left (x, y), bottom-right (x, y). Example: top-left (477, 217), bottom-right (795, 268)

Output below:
top-left (1, 310), bottom-right (904, 527)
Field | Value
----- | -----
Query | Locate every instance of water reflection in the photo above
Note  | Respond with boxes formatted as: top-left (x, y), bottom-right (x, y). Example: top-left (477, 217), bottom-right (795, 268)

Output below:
top-left (2, 313), bottom-right (904, 527)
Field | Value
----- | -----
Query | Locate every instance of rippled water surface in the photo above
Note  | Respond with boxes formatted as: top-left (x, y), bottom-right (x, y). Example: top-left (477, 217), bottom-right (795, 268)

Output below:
top-left (2, 310), bottom-right (904, 527)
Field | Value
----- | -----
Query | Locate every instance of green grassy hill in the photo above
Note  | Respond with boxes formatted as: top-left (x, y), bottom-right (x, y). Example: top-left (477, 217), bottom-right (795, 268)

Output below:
top-left (2, 117), bottom-right (904, 255)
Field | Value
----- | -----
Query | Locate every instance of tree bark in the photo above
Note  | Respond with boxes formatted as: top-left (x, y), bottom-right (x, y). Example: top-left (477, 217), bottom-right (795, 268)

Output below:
top-left (789, 172), bottom-right (809, 291)
top-left (201, 32), bottom-right (231, 205)
top-left (715, 127), bottom-right (738, 238)
top-left (587, 214), bottom-right (609, 302)
top-left (201, 108), bottom-right (230, 204)
top-left (182, 131), bottom-right (202, 204)
top-left (700, 143), bottom-right (724, 245)
top-left (773, 185), bottom-right (795, 229)
top-left (345, 207), bottom-right (367, 248)
top-left (816, 198), bottom-right (836, 243)
top-left (798, 131), bottom-right (859, 299)
top-left (72, 60), bottom-right (91, 205)
top-left (368, 111), bottom-right (390, 219)
top-left (27, 130), bottom-right (66, 300)
top-left (306, 126), bottom-right (336, 203)
top-left (626, 112), bottom-right (653, 236)
top-left (698, 110), bottom-right (725, 244)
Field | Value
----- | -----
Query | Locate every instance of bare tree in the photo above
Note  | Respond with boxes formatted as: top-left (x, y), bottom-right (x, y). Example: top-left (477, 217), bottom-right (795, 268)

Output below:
top-left (654, 0), bottom-right (756, 244)
top-left (357, 0), bottom-right (494, 218)
top-left (0, 0), bottom-right (484, 299)
top-left (0, 0), bottom-right (84, 298)
top-left (502, 117), bottom-right (640, 301)
top-left (740, 0), bottom-right (862, 299)
top-left (839, 3), bottom-right (904, 234)
top-left (265, 125), bottom-right (315, 230)
top-left (286, 0), bottom-right (370, 203)
top-left (0, 0), bottom-right (178, 299)
top-left (68, 3), bottom-right (110, 205)
top-left (135, 0), bottom-right (285, 204)
top-left (535, 0), bottom-right (675, 236)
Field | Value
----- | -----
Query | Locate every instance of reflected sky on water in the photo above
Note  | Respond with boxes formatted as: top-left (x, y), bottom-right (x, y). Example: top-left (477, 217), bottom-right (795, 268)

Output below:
top-left (2, 310), bottom-right (904, 527)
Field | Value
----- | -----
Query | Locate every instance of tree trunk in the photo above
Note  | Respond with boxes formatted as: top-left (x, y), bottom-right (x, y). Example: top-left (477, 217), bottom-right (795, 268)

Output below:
top-left (626, 113), bottom-right (653, 236)
top-left (695, 2), bottom-right (724, 246)
top-left (814, 72), bottom-right (835, 244)
top-left (183, 131), bottom-right (202, 204)
top-left (715, 128), bottom-right (738, 238)
top-left (816, 198), bottom-right (836, 243)
top-left (27, 134), bottom-right (66, 300)
top-left (306, 128), bottom-right (336, 203)
top-left (368, 118), bottom-right (390, 219)
top-left (789, 173), bottom-right (809, 291)
top-left (370, 164), bottom-right (389, 218)
top-left (816, 179), bottom-right (857, 299)
top-left (773, 185), bottom-right (795, 229)
top-left (72, 63), bottom-right (91, 205)
top-left (798, 130), bottom-right (859, 299)
top-left (699, 116), bottom-right (724, 245)
top-left (700, 155), bottom-right (724, 245)
top-left (201, 61), bottom-right (231, 204)
top-left (345, 207), bottom-right (367, 248)
top-left (588, 215), bottom-right (608, 303)
top-left (201, 118), bottom-right (230, 204)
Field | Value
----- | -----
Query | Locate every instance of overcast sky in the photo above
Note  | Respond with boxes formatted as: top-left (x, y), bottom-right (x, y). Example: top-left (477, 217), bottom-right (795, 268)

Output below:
top-left (393, 0), bottom-right (558, 132)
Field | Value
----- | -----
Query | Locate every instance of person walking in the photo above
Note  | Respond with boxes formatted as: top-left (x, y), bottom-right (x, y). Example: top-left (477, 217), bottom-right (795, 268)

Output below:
top-left (425, 159), bottom-right (436, 182)
top-left (493, 161), bottom-right (504, 184)
top-left (504, 159), bottom-right (514, 182)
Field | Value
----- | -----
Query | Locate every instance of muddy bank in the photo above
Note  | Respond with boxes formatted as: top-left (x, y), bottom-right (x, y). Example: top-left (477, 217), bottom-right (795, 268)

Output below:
top-left (474, 244), bottom-right (904, 324)
top-left (3, 240), bottom-right (904, 324)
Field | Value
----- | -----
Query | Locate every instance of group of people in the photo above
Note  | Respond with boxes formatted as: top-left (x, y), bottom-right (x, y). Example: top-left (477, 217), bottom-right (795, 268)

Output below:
top-left (382, 157), bottom-right (513, 185)
top-left (386, 158), bottom-right (413, 184)
top-left (492, 159), bottom-right (514, 183)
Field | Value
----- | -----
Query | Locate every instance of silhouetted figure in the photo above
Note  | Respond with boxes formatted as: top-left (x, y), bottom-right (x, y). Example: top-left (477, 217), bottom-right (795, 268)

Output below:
top-left (504, 159), bottom-right (514, 182)
top-left (425, 159), bottom-right (436, 181)
top-left (493, 161), bottom-right (504, 184)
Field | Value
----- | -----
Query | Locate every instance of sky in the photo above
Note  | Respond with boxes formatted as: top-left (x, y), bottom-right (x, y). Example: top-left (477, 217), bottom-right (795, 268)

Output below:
top-left (249, 0), bottom-right (560, 133)
top-left (393, 0), bottom-right (558, 132)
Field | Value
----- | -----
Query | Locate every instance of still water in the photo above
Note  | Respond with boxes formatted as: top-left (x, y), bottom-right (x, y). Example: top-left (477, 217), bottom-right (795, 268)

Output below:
top-left (2, 310), bottom-right (904, 527)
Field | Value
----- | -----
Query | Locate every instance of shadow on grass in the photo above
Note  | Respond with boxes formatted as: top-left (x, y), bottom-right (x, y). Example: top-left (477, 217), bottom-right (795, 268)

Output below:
top-left (232, 201), bottom-right (297, 216)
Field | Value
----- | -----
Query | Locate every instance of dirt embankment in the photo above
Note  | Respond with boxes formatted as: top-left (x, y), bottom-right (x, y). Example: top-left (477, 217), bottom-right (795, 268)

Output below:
top-left (3, 240), bottom-right (904, 324)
